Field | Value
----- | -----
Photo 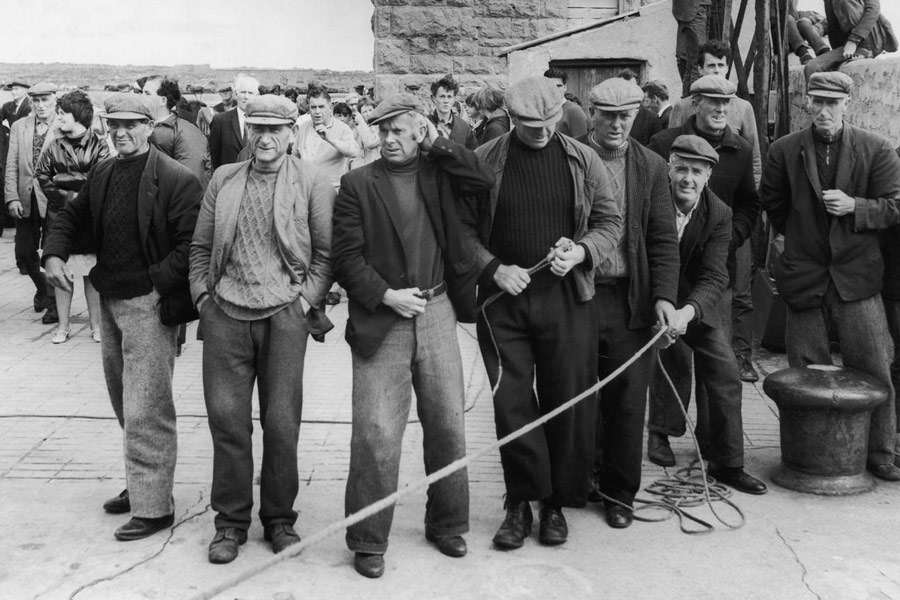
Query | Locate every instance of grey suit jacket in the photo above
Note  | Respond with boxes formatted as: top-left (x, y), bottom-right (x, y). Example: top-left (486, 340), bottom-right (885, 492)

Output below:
top-left (4, 115), bottom-right (57, 218)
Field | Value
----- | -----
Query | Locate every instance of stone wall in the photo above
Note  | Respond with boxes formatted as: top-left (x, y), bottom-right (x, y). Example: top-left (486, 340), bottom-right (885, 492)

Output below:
top-left (372, 0), bottom-right (653, 98)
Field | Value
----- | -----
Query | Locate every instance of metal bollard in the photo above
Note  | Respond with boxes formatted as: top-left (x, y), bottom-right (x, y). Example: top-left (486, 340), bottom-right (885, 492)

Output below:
top-left (763, 365), bottom-right (889, 495)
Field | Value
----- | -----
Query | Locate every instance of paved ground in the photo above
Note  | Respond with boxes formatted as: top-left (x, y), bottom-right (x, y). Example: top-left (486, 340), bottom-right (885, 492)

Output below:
top-left (1, 233), bottom-right (899, 600)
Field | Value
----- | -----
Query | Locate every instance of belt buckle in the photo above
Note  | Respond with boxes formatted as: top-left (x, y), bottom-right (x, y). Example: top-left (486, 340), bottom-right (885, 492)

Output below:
top-left (419, 288), bottom-right (435, 301)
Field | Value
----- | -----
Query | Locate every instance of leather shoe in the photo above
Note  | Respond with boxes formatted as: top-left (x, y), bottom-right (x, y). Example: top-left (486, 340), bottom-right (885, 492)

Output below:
top-left (605, 503), bottom-right (634, 529)
top-left (492, 499), bottom-right (533, 550)
top-left (114, 514), bottom-right (174, 541)
top-left (264, 523), bottom-right (301, 554)
top-left (103, 489), bottom-right (130, 514)
top-left (208, 527), bottom-right (247, 564)
top-left (869, 463), bottom-right (900, 481)
top-left (737, 354), bottom-right (759, 382)
top-left (647, 432), bottom-right (676, 467)
top-left (33, 293), bottom-right (50, 313)
top-left (354, 552), bottom-right (385, 578)
top-left (538, 505), bottom-right (568, 545)
top-left (426, 533), bottom-right (467, 557)
top-left (709, 467), bottom-right (768, 495)
top-left (42, 307), bottom-right (59, 325)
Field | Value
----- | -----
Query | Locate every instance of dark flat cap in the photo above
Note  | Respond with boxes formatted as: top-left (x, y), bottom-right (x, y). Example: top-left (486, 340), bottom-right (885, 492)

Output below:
top-left (245, 94), bottom-right (299, 125)
top-left (588, 77), bottom-right (644, 111)
top-left (103, 94), bottom-right (154, 120)
top-left (218, 85), bottom-right (232, 93)
top-left (807, 71), bottom-right (853, 98)
top-left (670, 134), bottom-right (719, 165)
top-left (505, 77), bottom-right (563, 127)
top-left (9, 81), bottom-right (29, 89)
top-left (27, 82), bottom-right (58, 96)
top-left (367, 92), bottom-right (425, 125)
top-left (690, 75), bottom-right (737, 98)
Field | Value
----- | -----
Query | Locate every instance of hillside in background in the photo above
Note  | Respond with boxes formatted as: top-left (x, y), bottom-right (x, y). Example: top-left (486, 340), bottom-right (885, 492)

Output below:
top-left (0, 62), bottom-right (374, 92)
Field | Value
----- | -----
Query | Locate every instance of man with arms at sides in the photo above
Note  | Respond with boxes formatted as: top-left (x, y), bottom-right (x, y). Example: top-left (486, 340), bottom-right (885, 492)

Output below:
top-left (209, 74), bottom-right (259, 170)
top-left (429, 73), bottom-right (478, 150)
top-left (293, 85), bottom-right (360, 190)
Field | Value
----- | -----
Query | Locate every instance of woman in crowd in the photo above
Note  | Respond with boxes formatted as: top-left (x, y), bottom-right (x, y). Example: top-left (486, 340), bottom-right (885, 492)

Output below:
top-left (472, 86), bottom-right (510, 146)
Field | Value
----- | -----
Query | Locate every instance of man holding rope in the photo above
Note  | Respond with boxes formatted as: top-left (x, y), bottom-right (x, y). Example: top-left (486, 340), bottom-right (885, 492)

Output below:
top-left (461, 76), bottom-right (621, 550)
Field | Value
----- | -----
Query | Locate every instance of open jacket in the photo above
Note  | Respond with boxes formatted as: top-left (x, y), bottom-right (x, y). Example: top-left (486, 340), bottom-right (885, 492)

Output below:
top-left (332, 136), bottom-right (495, 358)
top-left (4, 115), bottom-right (57, 218)
top-left (43, 146), bottom-right (202, 325)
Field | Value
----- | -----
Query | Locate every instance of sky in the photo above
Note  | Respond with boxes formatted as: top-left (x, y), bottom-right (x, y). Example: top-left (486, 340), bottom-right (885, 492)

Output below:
top-left (0, 0), bottom-right (376, 71)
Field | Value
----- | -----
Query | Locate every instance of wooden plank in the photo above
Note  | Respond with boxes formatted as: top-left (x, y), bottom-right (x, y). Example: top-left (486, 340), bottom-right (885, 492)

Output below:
top-left (567, 7), bottom-right (619, 19)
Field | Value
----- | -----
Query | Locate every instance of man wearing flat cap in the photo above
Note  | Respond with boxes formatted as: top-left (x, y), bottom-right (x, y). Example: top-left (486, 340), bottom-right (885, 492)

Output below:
top-left (43, 93), bottom-right (202, 541)
top-left (577, 77), bottom-right (680, 528)
top-left (648, 135), bottom-right (767, 495)
top-left (190, 94), bottom-right (335, 564)
top-left (761, 71), bottom-right (900, 481)
top-left (6, 82), bottom-right (60, 324)
top-left (333, 92), bottom-right (494, 578)
top-left (459, 76), bottom-right (621, 550)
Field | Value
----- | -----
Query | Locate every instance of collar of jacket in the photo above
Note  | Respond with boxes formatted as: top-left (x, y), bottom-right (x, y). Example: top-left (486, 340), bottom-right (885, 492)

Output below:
top-left (685, 115), bottom-right (742, 150)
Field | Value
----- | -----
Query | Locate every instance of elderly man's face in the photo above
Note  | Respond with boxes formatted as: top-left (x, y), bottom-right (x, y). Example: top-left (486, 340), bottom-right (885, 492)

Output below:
top-left (233, 80), bottom-right (259, 111)
top-left (693, 95), bottom-right (730, 135)
top-left (513, 118), bottom-right (556, 150)
top-left (379, 112), bottom-right (423, 165)
top-left (669, 155), bottom-right (713, 209)
top-left (31, 93), bottom-right (57, 121)
top-left (308, 96), bottom-right (332, 127)
top-left (248, 123), bottom-right (294, 166)
top-left (591, 107), bottom-right (637, 150)
top-left (807, 95), bottom-right (849, 137)
top-left (107, 119), bottom-right (154, 158)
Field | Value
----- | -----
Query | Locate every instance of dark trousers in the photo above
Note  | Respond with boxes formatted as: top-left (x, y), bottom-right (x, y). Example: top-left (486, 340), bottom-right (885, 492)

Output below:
top-left (885, 298), bottom-right (900, 430)
top-left (732, 242), bottom-right (754, 358)
top-left (15, 196), bottom-right (53, 302)
top-left (648, 319), bottom-right (745, 469)
top-left (675, 4), bottom-right (709, 97)
top-left (201, 296), bottom-right (309, 531)
top-left (477, 277), bottom-right (598, 507)
top-left (593, 282), bottom-right (656, 506)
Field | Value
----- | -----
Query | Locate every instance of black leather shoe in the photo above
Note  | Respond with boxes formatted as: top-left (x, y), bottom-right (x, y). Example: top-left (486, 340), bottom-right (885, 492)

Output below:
top-left (103, 489), bottom-right (130, 514)
top-left (492, 499), bottom-right (533, 550)
top-left (33, 293), bottom-right (49, 313)
top-left (869, 463), bottom-right (900, 481)
top-left (114, 514), bottom-right (174, 541)
top-left (208, 527), bottom-right (247, 564)
top-left (42, 307), bottom-right (59, 325)
top-left (605, 503), bottom-right (634, 529)
top-left (647, 432), bottom-right (676, 467)
top-left (737, 355), bottom-right (759, 382)
top-left (354, 552), bottom-right (385, 578)
top-left (426, 533), bottom-right (467, 557)
top-left (264, 523), bottom-right (301, 554)
top-left (538, 505), bottom-right (568, 545)
top-left (710, 467), bottom-right (768, 494)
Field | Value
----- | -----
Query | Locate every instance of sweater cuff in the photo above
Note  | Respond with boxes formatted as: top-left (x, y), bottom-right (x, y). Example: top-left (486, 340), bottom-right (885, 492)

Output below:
top-left (479, 258), bottom-right (502, 288)
top-left (686, 300), bottom-right (703, 322)
top-left (847, 33), bottom-right (864, 45)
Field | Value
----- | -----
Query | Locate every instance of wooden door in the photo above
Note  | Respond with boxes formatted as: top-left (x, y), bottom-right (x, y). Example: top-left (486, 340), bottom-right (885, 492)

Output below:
top-left (549, 59), bottom-right (647, 117)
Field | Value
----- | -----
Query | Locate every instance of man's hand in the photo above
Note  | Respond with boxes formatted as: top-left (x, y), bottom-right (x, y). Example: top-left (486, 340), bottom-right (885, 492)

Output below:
top-left (197, 107), bottom-right (214, 136)
top-left (7, 200), bottom-right (23, 219)
top-left (823, 189), bottom-right (855, 216)
top-left (493, 264), bottom-right (531, 295)
top-left (842, 41), bottom-right (858, 59)
top-left (382, 288), bottom-right (427, 318)
top-left (668, 305), bottom-right (696, 337)
top-left (548, 237), bottom-right (584, 277)
top-left (44, 256), bottom-right (74, 293)
top-left (654, 299), bottom-right (678, 330)
top-left (416, 113), bottom-right (439, 154)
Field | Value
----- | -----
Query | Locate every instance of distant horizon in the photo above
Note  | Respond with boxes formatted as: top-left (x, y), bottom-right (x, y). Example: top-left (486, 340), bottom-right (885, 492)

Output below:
top-left (0, 60), bottom-right (373, 75)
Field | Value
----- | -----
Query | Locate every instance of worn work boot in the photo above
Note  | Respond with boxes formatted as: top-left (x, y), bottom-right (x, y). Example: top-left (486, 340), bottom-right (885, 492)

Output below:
top-left (208, 527), bottom-right (247, 564)
top-left (492, 498), bottom-right (533, 550)
top-left (647, 431), bottom-right (676, 467)
top-left (737, 354), bottom-right (759, 382)
top-left (264, 523), bottom-right (301, 554)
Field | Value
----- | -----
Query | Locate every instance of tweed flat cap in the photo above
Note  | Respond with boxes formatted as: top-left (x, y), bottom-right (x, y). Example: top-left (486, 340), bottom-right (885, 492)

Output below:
top-left (27, 82), bottom-right (58, 96)
top-left (368, 92), bottom-right (426, 125)
top-left (690, 75), bottom-right (737, 98)
top-left (807, 71), bottom-right (853, 98)
top-left (103, 94), bottom-right (154, 120)
top-left (671, 134), bottom-right (719, 165)
top-left (245, 95), bottom-right (299, 125)
top-left (9, 81), bottom-right (29, 89)
top-left (505, 77), bottom-right (563, 127)
top-left (588, 77), bottom-right (644, 111)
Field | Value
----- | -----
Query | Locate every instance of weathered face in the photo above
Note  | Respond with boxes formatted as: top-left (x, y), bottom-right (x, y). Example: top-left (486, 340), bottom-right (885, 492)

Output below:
top-left (807, 95), bottom-right (849, 137)
top-left (233, 80), bottom-right (259, 111)
top-left (248, 122), bottom-right (295, 166)
top-left (379, 112), bottom-right (423, 164)
top-left (31, 93), bottom-right (57, 121)
top-left (590, 107), bottom-right (638, 150)
top-left (308, 96), bottom-right (332, 126)
top-left (107, 118), bottom-right (154, 158)
top-left (701, 53), bottom-right (728, 77)
top-left (513, 118), bottom-right (556, 150)
top-left (433, 86), bottom-right (455, 117)
top-left (669, 155), bottom-right (713, 208)
top-left (693, 95), bottom-right (730, 134)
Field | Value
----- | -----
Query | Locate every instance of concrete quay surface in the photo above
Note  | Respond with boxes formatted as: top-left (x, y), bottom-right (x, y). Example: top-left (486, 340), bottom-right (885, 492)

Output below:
top-left (1, 234), bottom-right (899, 600)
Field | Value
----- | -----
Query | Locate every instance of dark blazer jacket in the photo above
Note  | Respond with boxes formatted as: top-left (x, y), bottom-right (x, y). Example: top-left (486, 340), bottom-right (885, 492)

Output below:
top-left (659, 105), bottom-right (673, 130)
top-left (0, 97), bottom-right (31, 131)
top-left (679, 187), bottom-right (732, 329)
top-left (882, 147), bottom-right (900, 301)
top-left (332, 136), bottom-right (495, 358)
top-left (208, 108), bottom-right (243, 171)
top-left (429, 111), bottom-right (478, 150)
top-left (761, 124), bottom-right (900, 310)
top-left (43, 146), bottom-right (203, 325)
top-left (577, 134), bottom-right (681, 329)
top-left (630, 106), bottom-right (663, 147)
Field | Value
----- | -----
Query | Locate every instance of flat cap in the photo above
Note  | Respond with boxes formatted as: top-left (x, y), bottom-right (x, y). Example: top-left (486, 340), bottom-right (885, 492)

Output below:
top-left (9, 81), bottom-right (29, 89)
top-left (27, 82), bottom-right (58, 96)
top-left (103, 94), bottom-right (154, 120)
top-left (671, 134), bottom-right (719, 166)
top-left (245, 94), bottom-right (299, 125)
top-left (217, 85), bottom-right (232, 93)
top-left (505, 77), bottom-right (564, 127)
top-left (807, 71), bottom-right (853, 98)
top-left (588, 77), bottom-right (644, 111)
top-left (367, 92), bottom-right (425, 125)
top-left (690, 75), bottom-right (737, 98)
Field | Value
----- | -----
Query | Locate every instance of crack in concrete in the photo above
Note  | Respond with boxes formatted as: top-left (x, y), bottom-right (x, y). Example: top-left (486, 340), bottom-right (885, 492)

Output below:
top-left (64, 492), bottom-right (211, 600)
top-left (867, 560), bottom-right (900, 591)
top-left (774, 526), bottom-right (822, 600)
